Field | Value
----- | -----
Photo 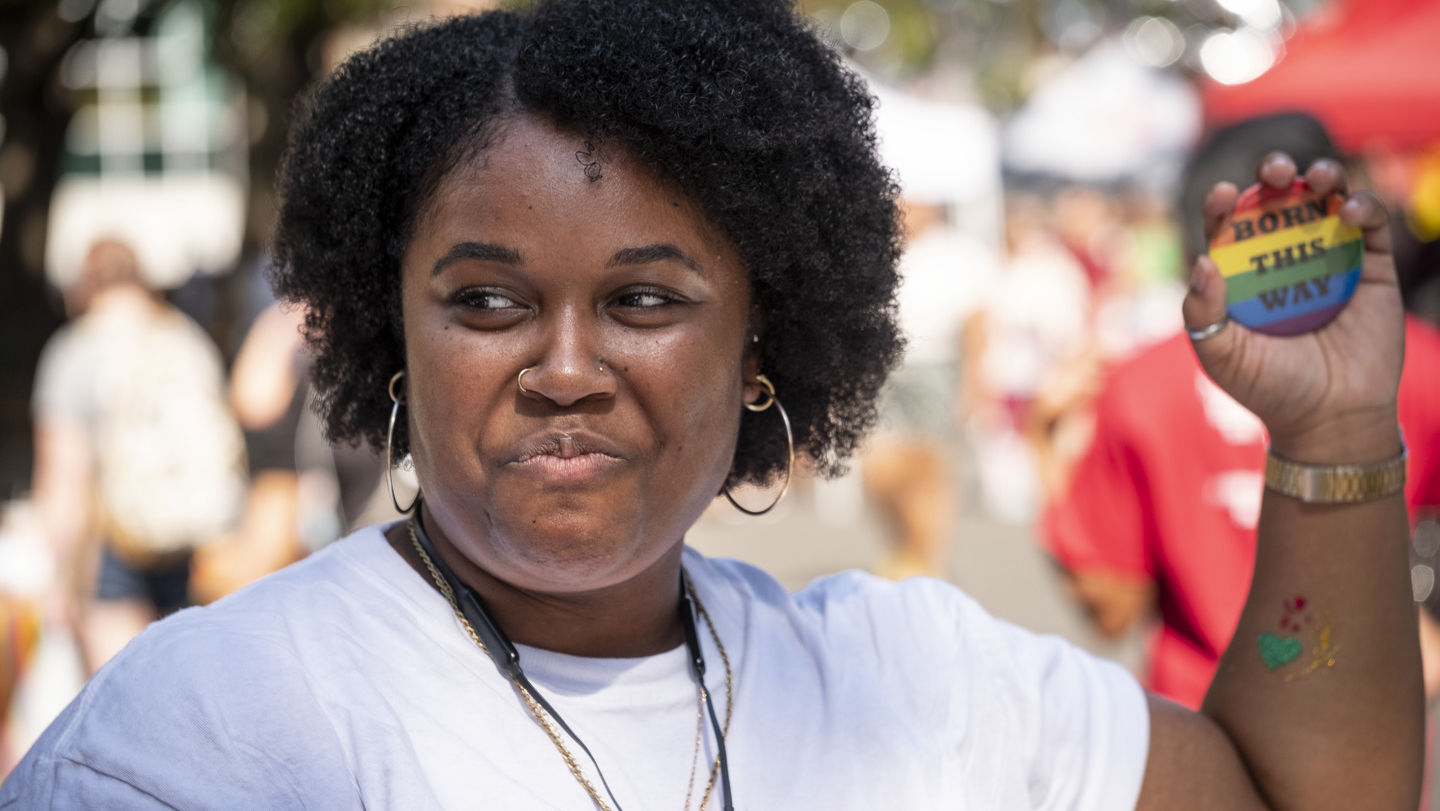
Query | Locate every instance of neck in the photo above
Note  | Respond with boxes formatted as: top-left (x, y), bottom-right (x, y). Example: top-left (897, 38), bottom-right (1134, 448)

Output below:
top-left (94, 284), bottom-right (155, 307)
top-left (389, 510), bottom-right (687, 659)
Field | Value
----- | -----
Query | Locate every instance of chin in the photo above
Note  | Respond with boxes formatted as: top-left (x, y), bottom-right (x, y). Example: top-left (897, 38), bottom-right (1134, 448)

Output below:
top-left (482, 490), bottom-right (669, 592)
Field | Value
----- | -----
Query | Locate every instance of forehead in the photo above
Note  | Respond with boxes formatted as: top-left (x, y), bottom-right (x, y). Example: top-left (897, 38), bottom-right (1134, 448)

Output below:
top-left (411, 113), bottom-right (739, 268)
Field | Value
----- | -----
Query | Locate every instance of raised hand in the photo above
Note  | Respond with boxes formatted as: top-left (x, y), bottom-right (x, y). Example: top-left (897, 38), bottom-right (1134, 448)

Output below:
top-left (1183, 152), bottom-right (1405, 462)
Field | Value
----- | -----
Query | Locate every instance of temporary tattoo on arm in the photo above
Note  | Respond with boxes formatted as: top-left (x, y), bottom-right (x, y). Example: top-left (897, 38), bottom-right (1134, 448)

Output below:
top-left (1256, 595), bottom-right (1338, 680)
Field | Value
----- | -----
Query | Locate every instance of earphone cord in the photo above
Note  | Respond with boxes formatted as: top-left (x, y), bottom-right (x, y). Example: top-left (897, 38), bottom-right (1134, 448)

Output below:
top-left (410, 513), bottom-right (627, 811)
top-left (411, 512), bottom-right (733, 810)
top-left (680, 583), bottom-right (734, 811)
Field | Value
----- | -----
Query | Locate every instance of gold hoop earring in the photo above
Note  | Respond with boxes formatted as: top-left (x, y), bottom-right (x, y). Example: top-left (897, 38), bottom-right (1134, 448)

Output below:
top-left (386, 370), bottom-right (419, 514)
top-left (517, 367), bottom-right (536, 395)
top-left (722, 374), bottom-right (794, 516)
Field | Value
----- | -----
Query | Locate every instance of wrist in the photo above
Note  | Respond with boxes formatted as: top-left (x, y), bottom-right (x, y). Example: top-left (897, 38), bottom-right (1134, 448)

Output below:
top-left (1267, 410), bottom-right (1402, 465)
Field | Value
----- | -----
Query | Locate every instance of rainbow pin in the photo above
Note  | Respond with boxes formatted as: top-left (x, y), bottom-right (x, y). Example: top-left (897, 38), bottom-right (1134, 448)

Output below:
top-left (1209, 179), bottom-right (1364, 336)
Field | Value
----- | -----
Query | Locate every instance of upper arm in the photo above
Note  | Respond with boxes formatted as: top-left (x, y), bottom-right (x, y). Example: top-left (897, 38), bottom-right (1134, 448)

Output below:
top-left (31, 327), bottom-right (96, 521)
top-left (4, 624), bottom-right (359, 810)
top-left (33, 417), bottom-right (92, 493)
top-left (230, 304), bottom-right (305, 430)
top-left (1136, 694), bottom-right (1268, 811)
top-left (32, 417), bottom-right (94, 554)
top-left (960, 601), bottom-right (1152, 811)
top-left (17, 760), bottom-right (182, 811)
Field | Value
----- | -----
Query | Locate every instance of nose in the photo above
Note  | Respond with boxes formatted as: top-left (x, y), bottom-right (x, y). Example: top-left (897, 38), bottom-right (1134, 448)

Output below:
top-left (517, 309), bottom-right (617, 408)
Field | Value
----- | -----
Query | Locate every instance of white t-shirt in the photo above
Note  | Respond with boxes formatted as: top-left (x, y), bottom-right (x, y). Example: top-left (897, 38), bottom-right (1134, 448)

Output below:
top-left (1, 525), bottom-right (1149, 810)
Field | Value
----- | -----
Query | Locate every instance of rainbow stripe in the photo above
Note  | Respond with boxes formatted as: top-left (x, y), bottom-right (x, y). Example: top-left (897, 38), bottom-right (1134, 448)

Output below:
top-left (1210, 183), bottom-right (1363, 336)
top-left (1228, 266), bottom-right (1361, 336)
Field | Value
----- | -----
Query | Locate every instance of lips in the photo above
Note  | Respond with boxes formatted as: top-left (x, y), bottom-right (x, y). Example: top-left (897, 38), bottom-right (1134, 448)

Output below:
top-left (506, 430), bottom-right (627, 485)
top-left (511, 430), bottom-right (624, 462)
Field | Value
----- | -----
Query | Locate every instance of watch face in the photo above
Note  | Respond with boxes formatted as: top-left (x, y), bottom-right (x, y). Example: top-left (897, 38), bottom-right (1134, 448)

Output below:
top-left (1209, 179), bottom-right (1363, 336)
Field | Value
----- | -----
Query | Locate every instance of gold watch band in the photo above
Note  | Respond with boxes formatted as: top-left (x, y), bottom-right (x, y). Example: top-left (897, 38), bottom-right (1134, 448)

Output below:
top-left (1264, 444), bottom-right (1408, 504)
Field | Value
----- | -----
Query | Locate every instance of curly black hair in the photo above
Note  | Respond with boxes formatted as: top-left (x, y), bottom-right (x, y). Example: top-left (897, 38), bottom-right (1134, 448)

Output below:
top-left (270, 0), bottom-right (904, 486)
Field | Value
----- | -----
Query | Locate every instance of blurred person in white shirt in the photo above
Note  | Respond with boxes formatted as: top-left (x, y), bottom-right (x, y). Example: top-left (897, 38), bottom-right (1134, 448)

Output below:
top-left (30, 240), bottom-right (244, 674)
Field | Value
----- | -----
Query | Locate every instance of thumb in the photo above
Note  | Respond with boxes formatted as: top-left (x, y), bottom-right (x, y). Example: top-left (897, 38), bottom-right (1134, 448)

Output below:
top-left (1183, 255), bottom-right (1241, 361)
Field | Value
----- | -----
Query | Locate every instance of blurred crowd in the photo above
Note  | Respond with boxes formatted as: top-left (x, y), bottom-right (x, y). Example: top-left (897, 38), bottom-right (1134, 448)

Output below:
top-left (4, 0), bottom-right (1440, 797)
top-left (1, 237), bottom-right (393, 771)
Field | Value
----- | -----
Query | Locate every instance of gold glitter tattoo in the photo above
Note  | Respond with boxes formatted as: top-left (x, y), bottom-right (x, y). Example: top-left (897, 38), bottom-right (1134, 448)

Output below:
top-left (1256, 595), bottom-right (1339, 681)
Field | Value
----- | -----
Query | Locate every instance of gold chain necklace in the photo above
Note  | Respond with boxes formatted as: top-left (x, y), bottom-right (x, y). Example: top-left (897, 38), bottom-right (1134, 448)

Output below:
top-left (406, 523), bottom-right (733, 811)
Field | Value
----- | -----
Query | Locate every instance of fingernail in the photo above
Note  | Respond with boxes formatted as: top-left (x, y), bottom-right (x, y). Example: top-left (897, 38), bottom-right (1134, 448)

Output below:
top-left (1269, 153), bottom-right (1296, 171)
top-left (1190, 263), bottom-right (1208, 295)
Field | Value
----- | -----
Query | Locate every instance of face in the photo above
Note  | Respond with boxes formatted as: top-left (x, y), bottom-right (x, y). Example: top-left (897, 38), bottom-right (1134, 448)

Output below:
top-left (400, 113), bottom-right (757, 595)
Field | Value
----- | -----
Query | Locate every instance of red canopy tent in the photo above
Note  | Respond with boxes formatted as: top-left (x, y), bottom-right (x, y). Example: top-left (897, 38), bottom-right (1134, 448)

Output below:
top-left (1203, 0), bottom-right (1440, 154)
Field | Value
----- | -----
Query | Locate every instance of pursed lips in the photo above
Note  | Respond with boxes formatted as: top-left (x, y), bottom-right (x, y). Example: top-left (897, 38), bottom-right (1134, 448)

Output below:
top-left (507, 430), bottom-right (626, 484)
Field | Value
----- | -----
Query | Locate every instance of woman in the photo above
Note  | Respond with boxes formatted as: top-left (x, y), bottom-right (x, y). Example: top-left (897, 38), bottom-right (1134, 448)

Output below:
top-left (1, 1), bottom-right (1419, 808)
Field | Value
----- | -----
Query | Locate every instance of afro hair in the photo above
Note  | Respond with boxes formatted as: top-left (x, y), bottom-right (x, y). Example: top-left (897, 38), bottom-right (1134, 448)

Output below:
top-left (270, 0), bottom-right (904, 486)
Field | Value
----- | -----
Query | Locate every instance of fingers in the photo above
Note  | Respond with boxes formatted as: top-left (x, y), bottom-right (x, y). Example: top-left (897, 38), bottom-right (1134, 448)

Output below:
top-left (1256, 151), bottom-right (1297, 189)
top-left (1303, 157), bottom-right (1348, 197)
top-left (1183, 256), bottom-right (1240, 359)
top-left (1340, 189), bottom-right (1392, 255)
top-left (1186, 260), bottom-right (1232, 332)
top-left (1203, 154), bottom-right (1346, 243)
top-left (1262, 152), bottom-right (1385, 256)
top-left (1183, 256), bottom-right (1226, 328)
top-left (1202, 182), bottom-right (1239, 243)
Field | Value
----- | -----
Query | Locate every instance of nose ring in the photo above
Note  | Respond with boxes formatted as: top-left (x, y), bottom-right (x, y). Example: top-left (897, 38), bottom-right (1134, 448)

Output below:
top-left (517, 367), bottom-right (536, 395)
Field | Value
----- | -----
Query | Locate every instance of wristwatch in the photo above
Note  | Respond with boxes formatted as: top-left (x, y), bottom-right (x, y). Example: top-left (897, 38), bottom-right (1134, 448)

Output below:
top-left (1264, 443), bottom-right (1408, 504)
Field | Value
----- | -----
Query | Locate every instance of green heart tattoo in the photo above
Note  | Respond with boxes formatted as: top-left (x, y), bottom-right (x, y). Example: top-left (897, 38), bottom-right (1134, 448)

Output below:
top-left (1257, 632), bottom-right (1303, 670)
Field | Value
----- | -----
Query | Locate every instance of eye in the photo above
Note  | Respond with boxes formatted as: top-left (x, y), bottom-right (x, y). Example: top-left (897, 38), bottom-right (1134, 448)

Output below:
top-left (613, 288), bottom-right (679, 309)
top-left (451, 288), bottom-right (522, 310)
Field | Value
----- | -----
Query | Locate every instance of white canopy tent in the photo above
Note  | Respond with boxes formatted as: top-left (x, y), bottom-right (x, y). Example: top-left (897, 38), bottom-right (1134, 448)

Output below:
top-left (1003, 41), bottom-right (1201, 189)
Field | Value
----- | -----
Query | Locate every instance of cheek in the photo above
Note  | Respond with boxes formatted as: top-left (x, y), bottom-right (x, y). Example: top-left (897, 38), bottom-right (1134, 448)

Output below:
top-left (403, 324), bottom-right (513, 477)
top-left (620, 329), bottom-right (747, 478)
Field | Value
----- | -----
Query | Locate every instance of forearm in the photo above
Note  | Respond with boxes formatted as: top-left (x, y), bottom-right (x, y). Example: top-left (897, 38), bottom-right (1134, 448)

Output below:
top-left (1202, 418), bottom-right (1421, 810)
top-left (32, 419), bottom-right (94, 616)
top-left (36, 480), bottom-right (87, 569)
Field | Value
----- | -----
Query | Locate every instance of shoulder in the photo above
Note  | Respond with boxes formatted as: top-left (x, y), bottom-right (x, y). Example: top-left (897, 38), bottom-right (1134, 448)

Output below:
top-left (686, 550), bottom-right (1070, 677)
top-left (1, 530), bottom-right (402, 807)
top-left (111, 523), bottom-right (408, 672)
top-left (683, 552), bottom-right (1149, 807)
top-left (3, 613), bottom-right (357, 808)
top-left (151, 306), bottom-right (225, 369)
top-left (32, 323), bottom-right (95, 410)
top-left (35, 321), bottom-right (87, 365)
top-left (53, 537), bottom-right (368, 742)
top-left (687, 549), bottom-right (967, 624)
top-left (793, 569), bottom-right (981, 637)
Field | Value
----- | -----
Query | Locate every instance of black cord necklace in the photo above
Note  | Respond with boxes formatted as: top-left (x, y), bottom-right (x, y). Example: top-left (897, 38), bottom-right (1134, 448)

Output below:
top-left (408, 511), bottom-right (734, 811)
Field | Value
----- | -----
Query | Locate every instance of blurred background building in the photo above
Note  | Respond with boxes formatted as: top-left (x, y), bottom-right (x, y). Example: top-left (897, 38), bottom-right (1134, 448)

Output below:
top-left (4, 0), bottom-right (1440, 795)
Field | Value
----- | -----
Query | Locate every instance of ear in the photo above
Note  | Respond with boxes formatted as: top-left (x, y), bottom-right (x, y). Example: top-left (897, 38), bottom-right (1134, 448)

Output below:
top-left (741, 333), bottom-right (763, 405)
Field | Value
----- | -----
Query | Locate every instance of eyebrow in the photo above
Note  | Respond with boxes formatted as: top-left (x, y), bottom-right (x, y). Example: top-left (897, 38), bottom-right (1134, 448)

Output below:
top-left (431, 242), bottom-right (523, 276)
top-left (606, 243), bottom-right (702, 274)
top-left (430, 240), bottom-right (703, 276)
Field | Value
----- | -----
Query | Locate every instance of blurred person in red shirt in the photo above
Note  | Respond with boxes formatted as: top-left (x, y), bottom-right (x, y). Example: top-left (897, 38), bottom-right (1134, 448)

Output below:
top-left (1043, 114), bottom-right (1440, 709)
